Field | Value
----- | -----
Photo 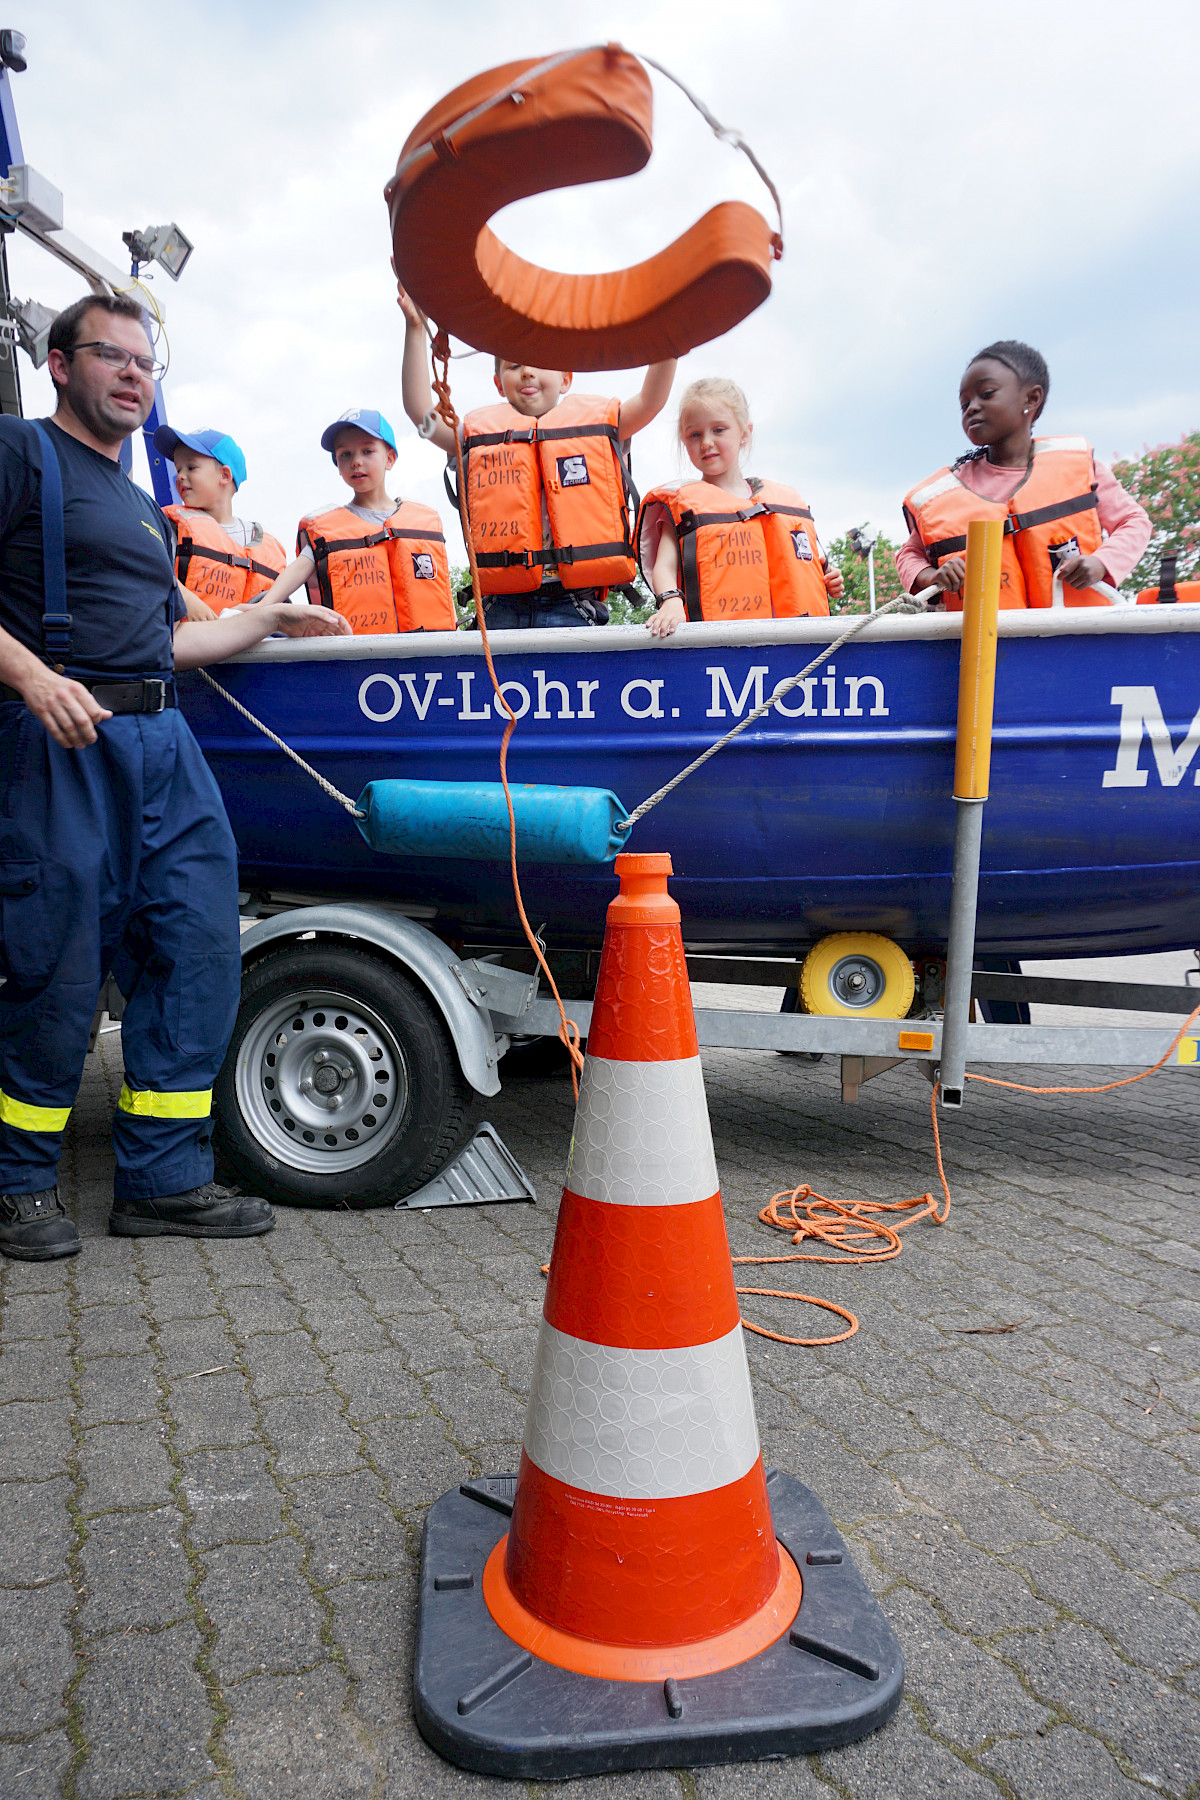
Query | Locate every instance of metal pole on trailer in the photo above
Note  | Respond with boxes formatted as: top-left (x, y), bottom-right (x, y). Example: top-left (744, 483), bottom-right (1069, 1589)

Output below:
top-left (938, 517), bottom-right (1003, 1107)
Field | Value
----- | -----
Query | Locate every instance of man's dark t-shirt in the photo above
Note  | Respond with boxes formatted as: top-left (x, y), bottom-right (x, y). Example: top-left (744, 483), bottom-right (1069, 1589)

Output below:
top-left (0, 416), bottom-right (183, 679)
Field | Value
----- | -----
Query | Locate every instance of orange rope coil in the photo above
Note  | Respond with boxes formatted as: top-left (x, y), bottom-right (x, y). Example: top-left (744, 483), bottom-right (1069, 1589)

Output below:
top-left (733, 1083), bottom-right (952, 1346)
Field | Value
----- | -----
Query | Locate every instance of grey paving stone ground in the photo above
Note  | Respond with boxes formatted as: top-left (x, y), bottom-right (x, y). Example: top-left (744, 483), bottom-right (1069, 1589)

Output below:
top-left (1, 993), bottom-right (1198, 1798)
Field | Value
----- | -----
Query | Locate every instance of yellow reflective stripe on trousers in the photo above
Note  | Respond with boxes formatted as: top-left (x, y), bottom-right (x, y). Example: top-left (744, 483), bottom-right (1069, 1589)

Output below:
top-left (0, 1087), bottom-right (72, 1133)
top-left (117, 1084), bottom-right (212, 1120)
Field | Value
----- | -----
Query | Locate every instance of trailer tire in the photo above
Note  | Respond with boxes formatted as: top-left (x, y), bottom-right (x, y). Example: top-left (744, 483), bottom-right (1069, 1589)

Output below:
top-left (214, 943), bottom-right (477, 1209)
top-left (799, 933), bottom-right (915, 1019)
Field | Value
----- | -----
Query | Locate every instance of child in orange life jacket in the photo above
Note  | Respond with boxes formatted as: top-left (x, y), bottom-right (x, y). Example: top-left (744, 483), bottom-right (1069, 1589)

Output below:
top-left (395, 280), bottom-right (675, 630)
top-left (638, 378), bottom-right (844, 637)
top-left (899, 340), bottom-right (1150, 609)
top-left (154, 428), bottom-right (288, 621)
top-left (251, 409), bottom-right (456, 635)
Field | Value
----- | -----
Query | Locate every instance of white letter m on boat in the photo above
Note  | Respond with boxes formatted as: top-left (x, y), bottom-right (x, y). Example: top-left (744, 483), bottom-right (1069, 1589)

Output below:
top-left (1103, 685), bottom-right (1200, 788)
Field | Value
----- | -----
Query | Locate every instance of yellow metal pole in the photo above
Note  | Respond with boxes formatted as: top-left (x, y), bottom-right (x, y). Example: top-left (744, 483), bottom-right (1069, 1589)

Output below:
top-left (953, 518), bottom-right (1004, 800)
top-left (940, 517), bottom-right (1004, 1107)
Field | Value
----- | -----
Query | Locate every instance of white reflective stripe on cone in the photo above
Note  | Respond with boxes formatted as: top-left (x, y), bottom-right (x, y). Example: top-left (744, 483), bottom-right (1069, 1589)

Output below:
top-left (566, 1055), bottom-right (718, 1208)
top-left (523, 1320), bottom-right (759, 1501)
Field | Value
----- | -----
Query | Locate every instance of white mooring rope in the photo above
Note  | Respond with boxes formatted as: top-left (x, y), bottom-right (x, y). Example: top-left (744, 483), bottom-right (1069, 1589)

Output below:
top-left (198, 592), bottom-right (933, 836)
top-left (618, 592), bottom-right (930, 833)
top-left (197, 668), bottom-right (366, 818)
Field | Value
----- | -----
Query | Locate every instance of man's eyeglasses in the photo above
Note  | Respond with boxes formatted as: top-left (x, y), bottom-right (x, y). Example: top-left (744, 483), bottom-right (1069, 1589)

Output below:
top-left (66, 340), bottom-right (166, 381)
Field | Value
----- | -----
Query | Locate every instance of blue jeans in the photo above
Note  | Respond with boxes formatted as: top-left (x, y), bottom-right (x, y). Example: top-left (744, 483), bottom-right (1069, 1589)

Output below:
top-left (483, 595), bottom-right (596, 630)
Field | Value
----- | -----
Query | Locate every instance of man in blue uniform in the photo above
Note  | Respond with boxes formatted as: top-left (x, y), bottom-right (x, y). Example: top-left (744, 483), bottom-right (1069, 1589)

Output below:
top-left (0, 293), bottom-right (351, 1260)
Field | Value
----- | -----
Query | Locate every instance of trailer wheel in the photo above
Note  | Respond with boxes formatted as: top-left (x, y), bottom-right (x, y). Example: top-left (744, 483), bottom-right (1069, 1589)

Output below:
top-left (799, 933), bottom-right (915, 1019)
top-left (214, 943), bottom-right (476, 1208)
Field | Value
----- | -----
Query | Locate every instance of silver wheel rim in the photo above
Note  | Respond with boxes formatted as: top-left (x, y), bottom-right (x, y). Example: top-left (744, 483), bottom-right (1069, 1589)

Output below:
top-left (234, 989), bottom-right (409, 1174)
top-left (826, 953), bottom-right (887, 1010)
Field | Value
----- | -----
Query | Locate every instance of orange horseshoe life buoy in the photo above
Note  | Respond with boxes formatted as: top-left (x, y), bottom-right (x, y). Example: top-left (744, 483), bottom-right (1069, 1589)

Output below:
top-left (385, 44), bottom-right (781, 372)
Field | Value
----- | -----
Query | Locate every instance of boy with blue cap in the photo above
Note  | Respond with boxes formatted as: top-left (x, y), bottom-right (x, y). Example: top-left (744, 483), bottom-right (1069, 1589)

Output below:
top-left (154, 425), bottom-right (288, 617)
top-left (253, 409), bottom-right (456, 633)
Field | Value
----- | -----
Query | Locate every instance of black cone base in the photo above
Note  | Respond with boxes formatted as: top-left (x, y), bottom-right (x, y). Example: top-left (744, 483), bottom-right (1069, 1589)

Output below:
top-left (413, 1467), bottom-right (903, 1780)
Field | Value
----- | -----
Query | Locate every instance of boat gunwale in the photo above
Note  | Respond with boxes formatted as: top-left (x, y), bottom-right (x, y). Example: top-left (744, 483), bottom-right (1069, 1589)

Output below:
top-left (216, 606), bottom-right (1200, 667)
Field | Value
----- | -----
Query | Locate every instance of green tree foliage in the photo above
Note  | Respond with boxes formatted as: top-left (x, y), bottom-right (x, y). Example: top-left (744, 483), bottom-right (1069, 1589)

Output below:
top-left (1111, 433), bottom-right (1200, 596)
top-left (605, 574), bottom-right (655, 626)
top-left (824, 530), bottom-right (907, 615)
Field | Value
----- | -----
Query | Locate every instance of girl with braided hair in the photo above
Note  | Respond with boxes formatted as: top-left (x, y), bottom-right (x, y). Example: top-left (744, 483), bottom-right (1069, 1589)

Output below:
top-left (898, 339), bottom-right (1149, 608)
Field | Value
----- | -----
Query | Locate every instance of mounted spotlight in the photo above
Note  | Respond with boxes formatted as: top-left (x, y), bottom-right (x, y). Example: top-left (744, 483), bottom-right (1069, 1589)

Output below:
top-left (0, 30), bottom-right (27, 74)
top-left (8, 296), bottom-right (56, 367)
top-left (121, 221), bottom-right (194, 281)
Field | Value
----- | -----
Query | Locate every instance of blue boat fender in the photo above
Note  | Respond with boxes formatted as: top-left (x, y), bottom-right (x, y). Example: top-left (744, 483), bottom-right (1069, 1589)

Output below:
top-left (356, 779), bottom-right (630, 864)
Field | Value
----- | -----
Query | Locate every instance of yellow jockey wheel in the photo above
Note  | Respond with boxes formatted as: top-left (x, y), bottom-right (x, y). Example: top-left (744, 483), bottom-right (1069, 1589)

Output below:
top-left (800, 933), bottom-right (915, 1019)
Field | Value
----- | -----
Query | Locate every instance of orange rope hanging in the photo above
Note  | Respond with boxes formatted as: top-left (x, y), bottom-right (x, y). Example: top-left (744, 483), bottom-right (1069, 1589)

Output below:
top-left (431, 335), bottom-right (585, 1100)
top-left (964, 999), bottom-right (1200, 1095)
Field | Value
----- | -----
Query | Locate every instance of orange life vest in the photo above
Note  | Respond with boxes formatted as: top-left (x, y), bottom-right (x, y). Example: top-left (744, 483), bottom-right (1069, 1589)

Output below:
top-left (1137, 553), bottom-right (1200, 604)
top-left (295, 501), bottom-right (455, 634)
top-left (636, 478), bottom-right (829, 621)
top-left (164, 507), bottom-right (287, 613)
top-left (903, 437), bottom-right (1109, 609)
top-left (460, 394), bottom-right (637, 597)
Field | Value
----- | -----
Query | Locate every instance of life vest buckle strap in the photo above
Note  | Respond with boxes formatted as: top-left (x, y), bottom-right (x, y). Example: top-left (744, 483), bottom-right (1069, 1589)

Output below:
top-left (503, 428), bottom-right (536, 445)
top-left (549, 540), bottom-right (632, 564)
top-left (181, 543), bottom-right (252, 572)
top-left (1008, 489), bottom-right (1100, 535)
top-left (924, 533), bottom-right (968, 564)
top-left (1158, 552), bottom-right (1179, 603)
top-left (476, 547), bottom-right (538, 569)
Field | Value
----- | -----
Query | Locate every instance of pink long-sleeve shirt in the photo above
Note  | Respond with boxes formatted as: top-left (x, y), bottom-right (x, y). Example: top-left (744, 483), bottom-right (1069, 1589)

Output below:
top-left (896, 455), bottom-right (1151, 592)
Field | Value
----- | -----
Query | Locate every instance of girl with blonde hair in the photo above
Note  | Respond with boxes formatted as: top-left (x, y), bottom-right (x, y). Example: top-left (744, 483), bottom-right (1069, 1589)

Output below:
top-left (637, 377), bottom-right (843, 637)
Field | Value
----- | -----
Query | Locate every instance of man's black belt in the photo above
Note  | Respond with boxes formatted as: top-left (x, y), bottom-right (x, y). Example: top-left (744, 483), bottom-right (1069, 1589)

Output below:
top-left (0, 677), bottom-right (176, 714)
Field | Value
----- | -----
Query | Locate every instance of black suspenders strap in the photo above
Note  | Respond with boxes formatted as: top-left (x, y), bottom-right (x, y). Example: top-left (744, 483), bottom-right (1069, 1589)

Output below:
top-left (31, 423), bottom-right (71, 664)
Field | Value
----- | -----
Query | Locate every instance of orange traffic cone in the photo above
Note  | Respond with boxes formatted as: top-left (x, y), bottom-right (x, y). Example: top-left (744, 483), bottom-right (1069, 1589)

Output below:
top-left (490, 851), bottom-right (799, 1674)
top-left (414, 853), bottom-right (903, 1779)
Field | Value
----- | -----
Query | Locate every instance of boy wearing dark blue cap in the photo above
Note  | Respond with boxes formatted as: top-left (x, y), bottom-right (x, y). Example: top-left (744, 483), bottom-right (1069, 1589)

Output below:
top-left (155, 426), bottom-right (288, 617)
top-left (254, 409), bottom-right (456, 634)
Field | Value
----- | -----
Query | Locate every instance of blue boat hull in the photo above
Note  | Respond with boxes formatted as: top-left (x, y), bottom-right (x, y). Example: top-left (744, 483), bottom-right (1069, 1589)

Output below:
top-left (181, 610), bottom-right (1200, 958)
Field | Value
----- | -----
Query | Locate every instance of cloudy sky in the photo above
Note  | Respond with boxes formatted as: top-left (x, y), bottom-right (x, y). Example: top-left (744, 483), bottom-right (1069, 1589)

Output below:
top-left (9, 0), bottom-right (1200, 563)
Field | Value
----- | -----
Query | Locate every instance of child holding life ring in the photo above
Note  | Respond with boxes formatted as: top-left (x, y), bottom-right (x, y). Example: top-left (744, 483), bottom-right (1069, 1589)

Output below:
top-left (899, 340), bottom-right (1150, 609)
top-left (637, 377), bottom-right (844, 637)
top-left (395, 280), bottom-right (675, 630)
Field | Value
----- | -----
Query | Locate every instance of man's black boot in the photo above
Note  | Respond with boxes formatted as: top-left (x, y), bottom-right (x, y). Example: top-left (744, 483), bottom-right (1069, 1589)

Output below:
top-left (109, 1182), bottom-right (275, 1239)
top-left (0, 1188), bottom-right (82, 1261)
